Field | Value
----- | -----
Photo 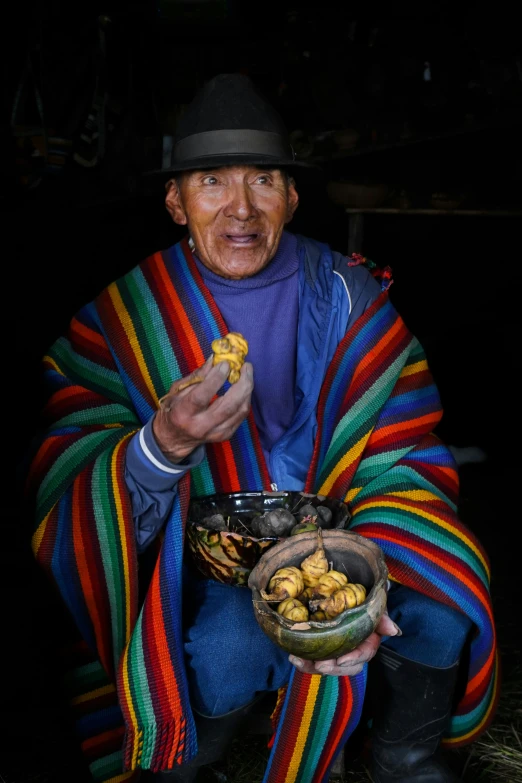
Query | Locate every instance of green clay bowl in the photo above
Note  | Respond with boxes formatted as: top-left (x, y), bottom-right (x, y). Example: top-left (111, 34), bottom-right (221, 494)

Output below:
top-left (248, 529), bottom-right (388, 661)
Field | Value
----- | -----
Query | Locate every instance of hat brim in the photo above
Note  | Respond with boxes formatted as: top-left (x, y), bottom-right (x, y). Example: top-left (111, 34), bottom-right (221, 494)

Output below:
top-left (144, 153), bottom-right (322, 180)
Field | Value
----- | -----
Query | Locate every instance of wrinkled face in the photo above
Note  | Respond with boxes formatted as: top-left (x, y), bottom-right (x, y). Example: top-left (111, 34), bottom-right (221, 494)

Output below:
top-left (165, 165), bottom-right (299, 279)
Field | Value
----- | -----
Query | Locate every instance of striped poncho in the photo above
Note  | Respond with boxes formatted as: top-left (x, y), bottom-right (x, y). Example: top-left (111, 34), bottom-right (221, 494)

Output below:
top-left (28, 238), bottom-right (498, 783)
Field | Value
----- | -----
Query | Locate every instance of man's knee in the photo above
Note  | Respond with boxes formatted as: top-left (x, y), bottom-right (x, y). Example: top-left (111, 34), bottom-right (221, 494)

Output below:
top-left (184, 578), bottom-right (291, 715)
top-left (383, 584), bottom-right (473, 667)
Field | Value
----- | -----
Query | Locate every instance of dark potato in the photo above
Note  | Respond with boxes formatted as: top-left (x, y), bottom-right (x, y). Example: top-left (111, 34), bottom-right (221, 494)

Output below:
top-left (258, 509), bottom-right (296, 537)
top-left (316, 505), bottom-right (333, 528)
top-left (249, 516), bottom-right (262, 538)
top-left (202, 513), bottom-right (228, 532)
top-left (297, 503), bottom-right (318, 521)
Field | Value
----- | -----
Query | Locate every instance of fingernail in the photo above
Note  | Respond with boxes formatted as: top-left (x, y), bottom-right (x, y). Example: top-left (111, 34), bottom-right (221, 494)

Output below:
top-left (393, 622), bottom-right (402, 636)
top-left (316, 666), bottom-right (333, 673)
top-left (218, 361), bottom-right (229, 376)
top-left (290, 656), bottom-right (304, 669)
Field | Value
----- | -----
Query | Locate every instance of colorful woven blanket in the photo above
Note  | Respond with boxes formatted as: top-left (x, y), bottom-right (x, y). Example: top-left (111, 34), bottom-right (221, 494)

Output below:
top-left (29, 238), bottom-right (498, 783)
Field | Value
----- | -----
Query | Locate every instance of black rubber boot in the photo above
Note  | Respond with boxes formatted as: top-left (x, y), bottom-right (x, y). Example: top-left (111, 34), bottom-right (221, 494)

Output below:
top-left (369, 647), bottom-right (463, 783)
top-left (140, 695), bottom-right (267, 782)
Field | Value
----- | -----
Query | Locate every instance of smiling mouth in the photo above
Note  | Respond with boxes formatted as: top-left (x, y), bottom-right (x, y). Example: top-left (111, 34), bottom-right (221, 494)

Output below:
top-left (223, 233), bottom-right (260, 244)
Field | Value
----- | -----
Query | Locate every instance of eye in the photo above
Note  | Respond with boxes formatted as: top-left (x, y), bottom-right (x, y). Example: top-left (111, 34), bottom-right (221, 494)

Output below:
top-left (255, 174), bottom-right (271, 185)
top-left (202, 175), bottom-right (219, 185)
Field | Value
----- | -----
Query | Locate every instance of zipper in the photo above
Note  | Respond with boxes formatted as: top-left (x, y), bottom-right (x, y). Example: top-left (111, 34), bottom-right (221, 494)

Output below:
top-left (268, 240), bottom-right (339, 490)
top-left (268, 393), bottom-right (318, 489)
top-left (269, 320), bottom-right (338, 488)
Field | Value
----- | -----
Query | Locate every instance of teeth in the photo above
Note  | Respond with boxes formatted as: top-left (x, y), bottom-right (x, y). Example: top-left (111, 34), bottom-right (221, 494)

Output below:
top-left (227, 235), bottom-right (256, 242)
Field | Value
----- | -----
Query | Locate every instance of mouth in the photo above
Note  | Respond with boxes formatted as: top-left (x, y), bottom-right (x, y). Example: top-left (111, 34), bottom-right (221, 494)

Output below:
top-left (222, 233), bottom-right (261, 245)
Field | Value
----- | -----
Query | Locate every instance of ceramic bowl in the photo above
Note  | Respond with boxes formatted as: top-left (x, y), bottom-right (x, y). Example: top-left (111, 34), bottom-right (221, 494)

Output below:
top-left (186, 491), bottom-right (350, 586)
top-left (248, 529), bottom-right (387, 661)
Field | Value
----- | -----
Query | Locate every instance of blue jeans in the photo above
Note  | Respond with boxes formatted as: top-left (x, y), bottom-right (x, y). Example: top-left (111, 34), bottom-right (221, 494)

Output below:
top-left (383, 582), bottom-right (472, 666)
top-left (183, 573), bottom-right (292, 717)
top-left (183, 574), bottom-right (472, 717)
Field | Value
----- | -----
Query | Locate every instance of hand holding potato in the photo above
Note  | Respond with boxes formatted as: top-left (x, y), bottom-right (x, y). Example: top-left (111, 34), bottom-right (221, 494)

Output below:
top-left (153, 356), bottom-right (253, 463)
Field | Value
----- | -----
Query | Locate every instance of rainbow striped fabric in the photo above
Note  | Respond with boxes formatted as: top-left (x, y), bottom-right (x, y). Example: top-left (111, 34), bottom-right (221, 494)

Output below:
top-left (264, 669), bottom-right (367, 783)
top-left (28, 238), bottom-right (498, 782)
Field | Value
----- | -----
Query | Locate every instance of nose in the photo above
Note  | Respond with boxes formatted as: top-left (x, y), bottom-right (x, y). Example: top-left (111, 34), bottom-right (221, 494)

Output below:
top-left (224, 182), bottom-right (257, 221)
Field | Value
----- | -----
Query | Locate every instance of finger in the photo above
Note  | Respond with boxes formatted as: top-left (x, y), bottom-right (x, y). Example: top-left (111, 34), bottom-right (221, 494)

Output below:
top-left (205, 405), bottom-right (252, 442)
top-left (290, 655), bottom-right (365, 677)
top-left (375, 612), bottom-right (402, 637)
top-left (196, 355), bottom-right (216, 379)
top-left (209, 362), bottom-right (253, 409)
top-left (288, 655), bottom-right (318, 675)
top-left (217, 360), bottom-right (253, 389)
top-left (165, 362), bottom-right (251, 445)
top-left (193, 364), bottom-right (253, 430)
top-left (175, 357), bottom-right (225, 399)
top-left (161, 356), bottom-right (214, 403)
top-left (310, 657), bottom-right (336, 670)
top-left (206, 368), bottom-right (253, 420)
top-left (331, 633), bottom-right (382, 670)
top-left (184, 361), bottom-right (231, 409)
top-left (315, 662), bottom-right (365, 677)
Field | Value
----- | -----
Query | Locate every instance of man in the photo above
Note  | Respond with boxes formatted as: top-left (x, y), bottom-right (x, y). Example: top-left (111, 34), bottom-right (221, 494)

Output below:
top-left (29, 74), bottom-right (498, 783)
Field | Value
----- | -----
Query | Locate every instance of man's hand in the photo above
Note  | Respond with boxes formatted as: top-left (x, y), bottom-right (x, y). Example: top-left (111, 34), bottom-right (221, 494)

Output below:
top-left (288, 612), bottom-right (401, 677)
top-left (153, 357), bottom-right (254, 462)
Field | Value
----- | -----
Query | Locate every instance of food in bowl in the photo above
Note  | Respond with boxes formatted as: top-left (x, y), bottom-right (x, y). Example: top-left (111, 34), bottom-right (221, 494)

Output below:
top-left (186, 491), bottom-right (350, 586)
top-left (199, 499), bottom-right (341, 539)
top-left (248, 529), bottom-right (387, 661)
top-left (261, 530), bottom-right (368, 621)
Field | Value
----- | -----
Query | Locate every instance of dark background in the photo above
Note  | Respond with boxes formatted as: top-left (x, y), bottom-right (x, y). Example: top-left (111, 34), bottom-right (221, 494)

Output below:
top-left (2, 1), bottom-right (521, 780)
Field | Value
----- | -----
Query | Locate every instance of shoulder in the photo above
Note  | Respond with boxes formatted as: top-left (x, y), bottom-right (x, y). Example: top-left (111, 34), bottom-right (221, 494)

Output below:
top-left (330, 250), bottom-right (382, 310)
top-left (295, 234), bottom-right (382, 313)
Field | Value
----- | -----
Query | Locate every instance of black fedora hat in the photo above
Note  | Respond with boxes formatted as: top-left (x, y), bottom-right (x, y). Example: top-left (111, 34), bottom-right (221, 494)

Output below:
top-left (150, 73), bottom-right (320, 178)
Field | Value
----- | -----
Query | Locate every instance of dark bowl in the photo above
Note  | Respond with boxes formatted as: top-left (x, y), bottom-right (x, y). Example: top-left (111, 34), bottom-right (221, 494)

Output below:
top-left (186, 491), bottom-right (350, 586)
top-left (248, 529), bottom-right (388, 661)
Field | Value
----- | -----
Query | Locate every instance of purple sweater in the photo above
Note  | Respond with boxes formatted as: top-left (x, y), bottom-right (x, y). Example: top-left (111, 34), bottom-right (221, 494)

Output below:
top-left (193, 231), bottom-right (299, 462)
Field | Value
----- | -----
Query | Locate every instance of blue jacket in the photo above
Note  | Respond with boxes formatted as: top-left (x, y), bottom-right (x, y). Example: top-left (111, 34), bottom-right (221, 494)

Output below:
top-left (126, 235), bottom-right (381, 551)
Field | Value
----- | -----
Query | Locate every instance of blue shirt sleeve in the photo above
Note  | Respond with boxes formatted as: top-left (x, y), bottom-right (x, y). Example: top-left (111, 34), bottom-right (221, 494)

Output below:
top-left (125, 416), bottom-right (205, 553)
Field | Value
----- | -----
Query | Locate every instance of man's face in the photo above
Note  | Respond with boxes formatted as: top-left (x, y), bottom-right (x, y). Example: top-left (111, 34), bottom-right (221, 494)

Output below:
top-left (165, 165), bottom-right (299, 279)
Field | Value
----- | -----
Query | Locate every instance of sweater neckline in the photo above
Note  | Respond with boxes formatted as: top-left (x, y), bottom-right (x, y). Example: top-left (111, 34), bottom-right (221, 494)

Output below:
top-left (191, 231), bottom-right (298, 290)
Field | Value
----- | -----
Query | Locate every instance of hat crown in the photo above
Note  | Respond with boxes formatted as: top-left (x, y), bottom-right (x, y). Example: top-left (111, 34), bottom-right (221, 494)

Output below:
top-left (155, 72), bottom-right (317, 176)
top-left (175, 73), bottom-right (289, 142)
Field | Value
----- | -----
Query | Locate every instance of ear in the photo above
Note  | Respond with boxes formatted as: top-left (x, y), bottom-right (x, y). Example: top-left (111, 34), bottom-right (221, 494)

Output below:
top-left (165, 179), bottom-right (188, 225)
top-left (285, 178), bottom-right (299, 224)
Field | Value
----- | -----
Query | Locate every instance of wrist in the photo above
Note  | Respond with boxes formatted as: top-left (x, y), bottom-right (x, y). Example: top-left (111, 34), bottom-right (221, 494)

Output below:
top-left (158, 446), bottom-right (193, 463)
top-left (152, 414), bottom-right (197, 463)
